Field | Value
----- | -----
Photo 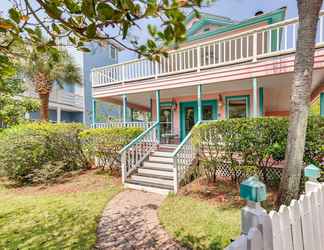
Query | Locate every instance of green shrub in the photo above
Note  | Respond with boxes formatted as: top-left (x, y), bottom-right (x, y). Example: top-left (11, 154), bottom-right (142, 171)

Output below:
top-left (193, 116), bottom-right (324, 186)
top-left (80, 127), bottom-right (143, 173)
top-left (0, 123), bottom-right (89, 184)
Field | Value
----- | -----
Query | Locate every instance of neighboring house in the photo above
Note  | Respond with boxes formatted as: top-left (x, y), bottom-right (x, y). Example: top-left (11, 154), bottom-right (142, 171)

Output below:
top-left (83, 42), bottom-right (123, 126)
top-left (24, 81), bottom-right (84, 123)
top-left (91, 7), bottom-right (324, 194)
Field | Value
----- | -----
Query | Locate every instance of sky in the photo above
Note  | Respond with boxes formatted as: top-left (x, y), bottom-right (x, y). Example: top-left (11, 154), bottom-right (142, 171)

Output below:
top-left (2, 0), bottom-right (322, 64)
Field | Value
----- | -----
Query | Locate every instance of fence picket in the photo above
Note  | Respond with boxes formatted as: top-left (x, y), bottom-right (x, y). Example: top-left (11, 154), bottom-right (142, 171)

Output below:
top-left (310, 191), bottom-right (322, 250)
top-left (225, 235), bottom-right (248, 250)
top-left (288, 200), bottom-right (303, 250)
top-left (247, 228), bottom-right (263, 250)
top-left (269, 211), bottom-right (283, 250)
top-left (299, 194), bottom-right (315, 250)
top-left (278, 205), bottom-right (293, 250)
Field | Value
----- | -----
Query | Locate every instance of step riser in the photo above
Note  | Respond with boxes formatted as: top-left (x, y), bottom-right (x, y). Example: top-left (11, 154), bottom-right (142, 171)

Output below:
top-left (124, 183), bottom-right (172, 195)
top-left (143, 162), bottom-right (173, 169)
top-left (149, 156), bottom-right (174, 163)
top-left (138, 168), bottom-right (173, 177)
top-left (131, 176), bottom-right (174, 186)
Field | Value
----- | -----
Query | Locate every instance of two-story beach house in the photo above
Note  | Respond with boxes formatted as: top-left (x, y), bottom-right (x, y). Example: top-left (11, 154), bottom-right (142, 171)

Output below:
top-left (91, 7), bottom-right (324, 194)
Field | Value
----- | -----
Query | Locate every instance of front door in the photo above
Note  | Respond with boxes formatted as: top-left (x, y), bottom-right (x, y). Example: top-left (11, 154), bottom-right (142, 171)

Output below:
top-left (180, 100), bottom-right (218, 140)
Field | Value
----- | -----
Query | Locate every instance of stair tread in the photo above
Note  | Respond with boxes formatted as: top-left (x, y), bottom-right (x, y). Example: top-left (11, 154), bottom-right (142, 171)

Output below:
top-left (126, 179), bottom-right (173, 190)
top-left (140, 166), bottom-right (173, 172)
top-left (135, 173), bottom-right (174, 180)
top-left (145, 160), bottom-right (173, 165)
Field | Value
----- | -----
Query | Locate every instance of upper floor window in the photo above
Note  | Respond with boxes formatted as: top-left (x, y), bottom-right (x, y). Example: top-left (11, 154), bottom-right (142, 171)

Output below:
top-left (110, 45), bottom-right (117, 60)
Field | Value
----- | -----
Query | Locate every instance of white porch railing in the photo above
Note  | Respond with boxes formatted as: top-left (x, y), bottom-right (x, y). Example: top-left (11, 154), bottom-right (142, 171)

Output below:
top-left (91, 121), bottom-right (155, 130)
top-left (92, 11), bottom-right (324, 87)
top-left (172, 121), bottom-right (201, 192)
top-left (119, 122), bottom-right (159, 182)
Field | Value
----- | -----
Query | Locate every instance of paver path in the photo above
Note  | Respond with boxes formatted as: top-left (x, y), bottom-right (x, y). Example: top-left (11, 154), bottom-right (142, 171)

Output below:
top-left (95, 189), bottom-right (187, 250)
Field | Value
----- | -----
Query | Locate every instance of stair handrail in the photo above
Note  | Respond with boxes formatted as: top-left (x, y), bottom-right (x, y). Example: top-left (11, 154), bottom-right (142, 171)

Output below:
top-left (119, 121), bottom-right (160, 183)
top-left (172, 121), bottom-right (202, 192)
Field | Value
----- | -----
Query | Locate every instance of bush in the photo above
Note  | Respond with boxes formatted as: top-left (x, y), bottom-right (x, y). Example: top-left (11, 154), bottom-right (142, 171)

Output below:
top-left (80, 127), bottom-right (143, 173)
top-left (0, 123), bottom-right (89, 184)
top-left (192, 116), bottom-right (324, 186)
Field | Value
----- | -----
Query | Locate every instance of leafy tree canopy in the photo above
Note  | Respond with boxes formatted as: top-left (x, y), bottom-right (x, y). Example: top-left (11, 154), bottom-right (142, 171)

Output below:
top-left (1, 0), bottom-right (206, 60)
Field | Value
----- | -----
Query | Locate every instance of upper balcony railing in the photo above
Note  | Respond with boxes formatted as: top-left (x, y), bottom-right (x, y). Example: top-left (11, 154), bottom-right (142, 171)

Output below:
top-left (24, 87), bottom-right (84, 109)
top-left (92, 12), bottom-right (324, 88)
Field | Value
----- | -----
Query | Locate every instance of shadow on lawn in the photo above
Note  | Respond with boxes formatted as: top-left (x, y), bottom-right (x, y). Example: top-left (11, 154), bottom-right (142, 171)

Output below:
top-left (175, 228), bottom-right (223, 250)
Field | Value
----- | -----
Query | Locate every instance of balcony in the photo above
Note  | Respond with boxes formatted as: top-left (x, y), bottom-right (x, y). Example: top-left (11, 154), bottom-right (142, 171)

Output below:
top-left (92, 12), bottom-right (324, 90)
top-left (24, 87), bottom-right (84, 110)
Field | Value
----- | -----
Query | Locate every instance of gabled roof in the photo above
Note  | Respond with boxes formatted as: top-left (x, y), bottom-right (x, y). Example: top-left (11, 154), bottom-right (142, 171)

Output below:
top-left (186, 7), bottom-right (287, 43)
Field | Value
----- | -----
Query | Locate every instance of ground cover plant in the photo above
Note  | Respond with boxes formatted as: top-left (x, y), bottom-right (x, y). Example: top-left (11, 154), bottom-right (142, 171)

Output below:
top-left (0, 170), bottom-right (121, 249)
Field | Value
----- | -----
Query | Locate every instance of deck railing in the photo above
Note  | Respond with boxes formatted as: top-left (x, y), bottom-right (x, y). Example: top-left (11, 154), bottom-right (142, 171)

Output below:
top-left (92, 121), bottom-right (155, 130)
top-left (172, 121), bottom-right (201, 192)
top-left (92, 12), bottom-right (324, 87)
top-left (119, 122), bottom-right (159, 182)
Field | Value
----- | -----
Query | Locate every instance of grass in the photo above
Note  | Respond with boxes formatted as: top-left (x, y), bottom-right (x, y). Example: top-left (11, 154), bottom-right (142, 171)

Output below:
top-left (0, 170), bottom-right (121, 250)
top-left (159, 195), bottom-right (240, 250)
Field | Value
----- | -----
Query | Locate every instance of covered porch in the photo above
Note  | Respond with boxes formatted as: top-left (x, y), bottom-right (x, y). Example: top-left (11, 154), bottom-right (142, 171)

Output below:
top-left (93, 70), bottom-right (317, 144)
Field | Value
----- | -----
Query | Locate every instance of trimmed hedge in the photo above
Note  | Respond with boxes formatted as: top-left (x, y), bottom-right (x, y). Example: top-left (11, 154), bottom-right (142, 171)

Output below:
top-left (192, 116), bottom-right (324, 185)
top-left (80, 127), bottom-right (143, 172)
top-left (0, 123), bottom-right (88, 184)
top-left (0, 123), bottom-right (143, 184)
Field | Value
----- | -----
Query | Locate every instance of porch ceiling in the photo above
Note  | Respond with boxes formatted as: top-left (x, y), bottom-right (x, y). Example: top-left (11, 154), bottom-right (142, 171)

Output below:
top-left (97, 70), bottom-right (324, 111)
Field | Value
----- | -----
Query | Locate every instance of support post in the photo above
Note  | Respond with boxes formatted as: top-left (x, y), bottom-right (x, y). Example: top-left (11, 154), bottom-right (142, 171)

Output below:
top-left (320, 92), bottom-right (324, 117)
top-left (122, 94), bottom-right (128, 125)
top-left (92, 99), bottom-right (96, 127)
top-left (252, 78), bottom-right (258, 117)
top-left (258, 87), bottom-right (264, 116)
top-left (197, 85), bottom-right (203, 122)
top-left (57, 107), bottom-right (61, 123)
top-left (156, 90), bottom-right (160, 143)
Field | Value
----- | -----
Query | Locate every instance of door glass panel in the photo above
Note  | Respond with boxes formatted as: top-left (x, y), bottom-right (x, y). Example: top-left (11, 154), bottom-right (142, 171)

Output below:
top-left (228, 99), bottom-right (247, 118)
top-left (185, 107), bottom-right (195, 135)
top-left (203, 105), bottom-right (213, 120)
top-left (160, 109), bottom-right (172, 136)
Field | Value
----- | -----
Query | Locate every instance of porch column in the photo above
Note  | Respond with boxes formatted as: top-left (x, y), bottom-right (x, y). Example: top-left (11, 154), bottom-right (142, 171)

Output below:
top-left (320, 92), bottom-right (324, 117)
top-left (57, 107), bottom-right (62, 123)
top-left (252, 78), bottom-right (258, 117)
top-left (258, 87), bottom-right (264, 116)
top-left (92, 99), bottom-right (96, 126)
top-left (156, 90), bottom-right (160, 143)
top-left (197, 85), bottom-right (203, 122)
top-left (122, 94), bottom-right (128, 124)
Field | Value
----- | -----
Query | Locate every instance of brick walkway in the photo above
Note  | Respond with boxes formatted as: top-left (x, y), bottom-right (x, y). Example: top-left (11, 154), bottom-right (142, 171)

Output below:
top-left (95, 189), bottom-right (186, 250)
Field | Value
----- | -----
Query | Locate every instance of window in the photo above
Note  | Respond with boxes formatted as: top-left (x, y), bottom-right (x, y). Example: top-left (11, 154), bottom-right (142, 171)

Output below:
top-left (110, 45), bottom-right (117, 60)
top-left (226, 96), bottom-right (250, 118)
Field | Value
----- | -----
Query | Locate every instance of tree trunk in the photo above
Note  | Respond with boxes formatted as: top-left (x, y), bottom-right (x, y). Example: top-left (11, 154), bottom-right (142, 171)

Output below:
top-left (34, 72), bottom-right (52, 122)
top-left (39, 93), bottom-right (49, 121)
top-left (277, 0), bottom-right (323, 206)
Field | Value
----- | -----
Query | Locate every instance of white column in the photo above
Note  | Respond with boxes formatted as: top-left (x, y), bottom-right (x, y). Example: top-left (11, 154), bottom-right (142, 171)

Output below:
top-left (57, 107), bottom-right (62, 123)
top-left (252, 78), bottom-right (258, 117)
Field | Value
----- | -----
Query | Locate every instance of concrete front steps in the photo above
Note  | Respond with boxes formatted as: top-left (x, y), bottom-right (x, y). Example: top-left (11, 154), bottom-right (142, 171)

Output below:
top-left (124, 145), bottom-right (177, 195)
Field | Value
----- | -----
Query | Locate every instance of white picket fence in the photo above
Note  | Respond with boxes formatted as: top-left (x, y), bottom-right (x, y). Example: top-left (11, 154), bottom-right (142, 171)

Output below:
top-left (226, 180), bottom-right (324, 250)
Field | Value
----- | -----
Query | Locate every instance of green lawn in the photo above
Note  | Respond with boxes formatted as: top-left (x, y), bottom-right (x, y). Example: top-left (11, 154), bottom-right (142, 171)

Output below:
top-left (159, 194), bottom-right (241, 250)
top-left (0, 171), bottom-right (121, 250)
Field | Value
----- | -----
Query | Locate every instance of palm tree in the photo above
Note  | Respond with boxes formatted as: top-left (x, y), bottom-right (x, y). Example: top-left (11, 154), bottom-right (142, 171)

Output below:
top-left (23, 42), bottom-right (81, 121)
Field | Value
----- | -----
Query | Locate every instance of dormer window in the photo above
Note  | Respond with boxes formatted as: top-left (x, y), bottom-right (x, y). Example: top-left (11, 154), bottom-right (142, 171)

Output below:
top-left (204, 27), bottom-right (210, 32)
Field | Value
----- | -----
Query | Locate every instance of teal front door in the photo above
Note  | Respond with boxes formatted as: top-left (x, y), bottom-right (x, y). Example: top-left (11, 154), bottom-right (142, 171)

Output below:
top-left (180, 100), bottom-right (218, 140)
